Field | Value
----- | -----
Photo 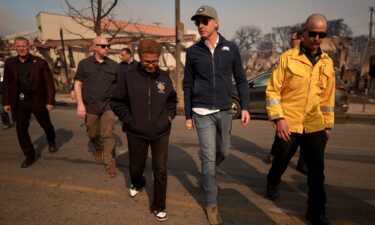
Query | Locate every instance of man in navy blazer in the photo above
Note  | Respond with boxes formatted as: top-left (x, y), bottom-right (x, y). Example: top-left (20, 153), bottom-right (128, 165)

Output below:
top-left (3, 37), bottom-right (57, 168)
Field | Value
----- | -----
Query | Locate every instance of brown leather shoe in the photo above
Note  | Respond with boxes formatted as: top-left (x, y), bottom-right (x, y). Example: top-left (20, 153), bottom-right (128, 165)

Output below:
top-left (106, 165), bottom-right (117, 178)
top-left (94, 150), bottom-right (104, 164)
top-left (205, 205), bottom-right (222, 225)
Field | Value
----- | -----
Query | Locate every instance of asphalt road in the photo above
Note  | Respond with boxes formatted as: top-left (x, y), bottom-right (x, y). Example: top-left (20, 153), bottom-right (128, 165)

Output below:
top-left (0, 107), bottom-right (374, 225)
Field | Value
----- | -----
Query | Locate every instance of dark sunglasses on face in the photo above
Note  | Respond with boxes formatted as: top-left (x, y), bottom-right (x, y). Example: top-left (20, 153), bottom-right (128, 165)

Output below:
top-left (195, 18), bottom-right (210, 26)
top-left (96, 44), bottom-right (111, 49)
top-left (308, 31), bottom-right (327, 39)
top-left (142, 60), bottom-right (159, 66)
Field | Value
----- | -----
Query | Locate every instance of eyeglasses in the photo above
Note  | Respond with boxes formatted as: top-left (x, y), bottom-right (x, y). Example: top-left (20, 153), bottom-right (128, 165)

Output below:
top-left (195, 18), bottom-right (210, 26)
top-left (142, 60), bottom-right (159, 66)
top-left (96, 44), bottom-right (111, 49)
top-left (308, 31), bottom-right (327, 39)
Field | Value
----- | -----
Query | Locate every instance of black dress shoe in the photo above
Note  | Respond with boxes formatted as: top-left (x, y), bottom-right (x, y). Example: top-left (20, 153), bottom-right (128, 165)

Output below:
top-left (266, 182), bottom-right (279, 201)
top-left (21, 156), bottom-right (36, 168)
top-left (305, 212), bottom-right (330, 225)
top-left (48, 143), bottom-right (58, 153)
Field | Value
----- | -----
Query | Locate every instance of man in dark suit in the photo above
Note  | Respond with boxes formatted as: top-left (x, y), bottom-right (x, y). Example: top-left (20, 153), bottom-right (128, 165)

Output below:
top-left (2, 37), bottom-right (57, 168)
top-left (119, 47), bottom-right (138, 74)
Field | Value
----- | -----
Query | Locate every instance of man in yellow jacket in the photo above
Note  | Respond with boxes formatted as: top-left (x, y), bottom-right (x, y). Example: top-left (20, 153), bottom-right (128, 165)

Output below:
top-left (266, 14), bottom-right (334, 225)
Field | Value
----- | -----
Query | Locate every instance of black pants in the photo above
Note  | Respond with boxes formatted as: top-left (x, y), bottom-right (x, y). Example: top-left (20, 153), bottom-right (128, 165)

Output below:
top-left (127, 133), bottom-right (169, 211)
top-left (270, 132), bottom-right (306, 169)
top-left (1, 109), bottom-right (11, 126)
top-left (14, 99), bottom-right (56, 157)
top-left (0, 93), bottom-right (11, 126)
top-left (267, 130), bottom-right (328, 214)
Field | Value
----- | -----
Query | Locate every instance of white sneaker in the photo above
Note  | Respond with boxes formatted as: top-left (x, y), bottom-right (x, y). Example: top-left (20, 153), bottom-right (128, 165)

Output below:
top-left (129, 184), bottom-right (143, 197)
top-left (153, 210), bottom-right (168, 222)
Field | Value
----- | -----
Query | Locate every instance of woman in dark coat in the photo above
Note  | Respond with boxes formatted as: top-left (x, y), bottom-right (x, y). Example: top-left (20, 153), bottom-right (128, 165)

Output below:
top-left (111, 38), bottom-right (177, 222)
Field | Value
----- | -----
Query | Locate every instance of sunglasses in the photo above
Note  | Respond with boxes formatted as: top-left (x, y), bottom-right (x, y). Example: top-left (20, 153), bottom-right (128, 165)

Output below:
top-left (142, 60), bottom-right (159, 66)
top-left (308, 31), bottom-right (327, 39)
top-left (195, 18), bottom-right (210, 26)
top-left (96, 44), bottom-right (111, 49)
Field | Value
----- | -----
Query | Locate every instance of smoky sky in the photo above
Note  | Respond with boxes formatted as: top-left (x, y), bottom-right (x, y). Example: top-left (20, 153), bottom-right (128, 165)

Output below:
top-left (0, 6), bottom-right (35, 36)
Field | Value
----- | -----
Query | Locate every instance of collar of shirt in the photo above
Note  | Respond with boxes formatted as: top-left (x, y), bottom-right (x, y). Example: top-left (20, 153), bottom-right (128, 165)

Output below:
top-left (121, 58), bottom-right (134, 65)
top-left (299, 43), bottom-right (322, 66)
top-left (90, 55), bottom-right (109, 64)
top-left (17, 54), bottom-right (31, 63)
top-left (205, 35), bottom-right (219, 55)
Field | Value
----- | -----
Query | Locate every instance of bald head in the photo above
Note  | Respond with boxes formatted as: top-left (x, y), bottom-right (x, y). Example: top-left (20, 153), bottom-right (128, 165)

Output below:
top-left (305, 14), bottom-right (327, 30)
top-left (93, 36), bottom-right (109, 45)
top-left (93, 36), bottom-right (110, 59)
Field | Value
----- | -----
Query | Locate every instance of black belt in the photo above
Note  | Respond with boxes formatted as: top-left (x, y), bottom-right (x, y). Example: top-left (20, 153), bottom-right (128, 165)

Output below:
top-left (19, 93), bottom-right (32, 101)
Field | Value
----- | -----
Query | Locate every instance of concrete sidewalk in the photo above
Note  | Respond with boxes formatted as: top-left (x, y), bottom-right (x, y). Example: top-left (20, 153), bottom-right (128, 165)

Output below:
top-left (55, 93), bottom-right (75, 107)
top-left (345, 101), bottom-right (375, 115)
top-left (55, 92), bottom-right (375, 123)
top-left (335, 102), bottom-right (375, 124)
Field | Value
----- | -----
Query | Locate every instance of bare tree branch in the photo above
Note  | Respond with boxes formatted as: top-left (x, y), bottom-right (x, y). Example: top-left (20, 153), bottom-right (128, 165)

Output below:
top-left (90, 0), bottom-right (95, 21)
top-left (270, 25), bottom-right (293, 52)
top-left (232, 25), bottom-right (261, 52)
top-left (64, 0), bottom-right (121, 37)
top-left (327, 19), bottom-right (353, 37)
top-left (104, 15), bottom-right (132, 41)
top-left (63, 28), bottom-right (92, 43)
top-left (101, 0), bottom-right (118, 18)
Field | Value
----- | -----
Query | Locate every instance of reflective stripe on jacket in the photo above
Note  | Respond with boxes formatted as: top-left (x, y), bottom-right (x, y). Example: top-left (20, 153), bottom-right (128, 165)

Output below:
top-left (266, 47), bottom-right (335, 134)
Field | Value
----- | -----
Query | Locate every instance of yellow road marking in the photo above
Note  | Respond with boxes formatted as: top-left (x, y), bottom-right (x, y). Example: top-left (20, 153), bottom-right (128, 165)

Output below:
top-left (0, 175), bottom-right (308, 224)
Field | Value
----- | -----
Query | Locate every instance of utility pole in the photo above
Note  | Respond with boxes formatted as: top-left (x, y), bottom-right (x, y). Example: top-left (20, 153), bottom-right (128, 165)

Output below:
top-left (364, 7), bottom-right (375, 112)
top-left (59, 28), bottom-right (70, 82)
top-left (370, 7), bottom-right (374, 39)
top-left (175, 0), bottom-right (184, 108)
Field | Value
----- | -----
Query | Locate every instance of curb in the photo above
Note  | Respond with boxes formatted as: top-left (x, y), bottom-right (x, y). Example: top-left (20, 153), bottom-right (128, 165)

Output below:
top-left (55, 101), bottom-right (76, 108)
top-left (335, 114), bottom-right (375, 125)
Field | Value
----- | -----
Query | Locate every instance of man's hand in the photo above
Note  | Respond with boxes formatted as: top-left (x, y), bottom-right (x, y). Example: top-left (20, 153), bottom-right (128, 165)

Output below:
top-left (240, 110), bottom-right (250, 126)
top-left (276, 119), bottom-right (291, 142)
top-left (325, 129), bottom-right (332, 139)
top-left (76, 104), bottom-right (86, 118)
top-left (185, 119), bottom-right (193, 129)
top-left (46, 104), bottom-right (54, 111)
top-left (3, 105), bottom-right (11, 113)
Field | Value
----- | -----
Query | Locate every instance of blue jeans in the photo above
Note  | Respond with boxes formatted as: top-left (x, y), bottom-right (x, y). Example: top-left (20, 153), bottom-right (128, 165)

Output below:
top-left (193, 110), bottom-right (233, 205)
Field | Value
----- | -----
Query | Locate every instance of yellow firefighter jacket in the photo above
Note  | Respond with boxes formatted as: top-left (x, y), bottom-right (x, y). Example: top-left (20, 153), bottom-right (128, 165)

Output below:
top-left (266, 46), bottom-right (335, 134)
